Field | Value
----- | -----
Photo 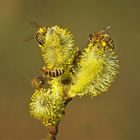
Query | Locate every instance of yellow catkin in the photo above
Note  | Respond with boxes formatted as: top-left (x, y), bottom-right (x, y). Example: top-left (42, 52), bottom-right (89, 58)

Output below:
top-left (68, 41), bottom-right (119, 97)
top-left (39, 25), bottom-right (76, 69)
top-left (29, 79), bottom-right (65, 127)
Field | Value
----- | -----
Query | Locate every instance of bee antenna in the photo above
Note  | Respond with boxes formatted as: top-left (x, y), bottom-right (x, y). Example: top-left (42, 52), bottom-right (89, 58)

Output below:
top-left (106, 25), bottom-right (111, 30)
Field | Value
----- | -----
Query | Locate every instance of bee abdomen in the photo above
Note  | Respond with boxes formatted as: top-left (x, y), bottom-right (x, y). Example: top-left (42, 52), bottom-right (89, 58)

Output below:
top-left (36, 32), bottom-right (45, 45)
top-left (41, 68), bottom-right (65, 77)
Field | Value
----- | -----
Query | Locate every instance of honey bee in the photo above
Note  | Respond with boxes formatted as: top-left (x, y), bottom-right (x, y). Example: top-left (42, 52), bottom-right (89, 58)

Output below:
top-left (41, 67), bottom-right (65, 77)
top-left (36, 26), bottom-right (47, 45)
top-left (31, 76), bottom-right (45, 89)
top-left (24, 21), bottom-right (47, 45)
top-left (89, 26), bottom-right (115, 50)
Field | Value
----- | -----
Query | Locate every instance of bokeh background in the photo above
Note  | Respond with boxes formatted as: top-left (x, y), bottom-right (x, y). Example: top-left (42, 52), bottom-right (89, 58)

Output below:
top-left (0, 0), bottom-right (140, 140)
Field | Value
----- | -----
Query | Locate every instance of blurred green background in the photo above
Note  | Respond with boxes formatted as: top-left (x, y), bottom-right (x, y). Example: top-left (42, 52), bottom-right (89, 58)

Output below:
top-left (0, 0), bottom-right (140, 140)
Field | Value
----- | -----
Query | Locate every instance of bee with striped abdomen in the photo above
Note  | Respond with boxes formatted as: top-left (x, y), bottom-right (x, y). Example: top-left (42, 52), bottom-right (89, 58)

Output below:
top-left (89, 26), bottom-right (115, 50)
top-left (31, 76), bottom-right (45, 89)
top-left (36, 27), bottom-right (47, 45)
top-left (41, 67), bottom-right (65, 77)
top-left (24, 21), bottom-right (47, 44)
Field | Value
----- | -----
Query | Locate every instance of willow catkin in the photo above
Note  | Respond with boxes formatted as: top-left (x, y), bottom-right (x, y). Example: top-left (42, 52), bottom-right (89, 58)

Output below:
top-left (68, 30), bottom-right (119, 97)
top-left (29, 79), bottom-right (65, 127)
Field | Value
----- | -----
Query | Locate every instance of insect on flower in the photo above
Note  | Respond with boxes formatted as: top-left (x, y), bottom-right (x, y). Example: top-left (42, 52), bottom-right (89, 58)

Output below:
top-left (41, 66), bottom-right (65, 77)
top-left (35, 26), bottom-right (47, 45)
top-left (31, 76), bottom-right (45, 89)
top-left (68, 26), bottom-right (119, 98)
top-left (89, 26), bottom-right (115, 50)
top-left (24, 21), bottom-right (47, 46)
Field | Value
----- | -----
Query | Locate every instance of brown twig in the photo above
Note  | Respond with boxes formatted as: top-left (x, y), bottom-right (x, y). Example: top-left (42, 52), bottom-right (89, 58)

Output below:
top-left (46, 98), bottom-right (72, 140)
top-left (48, 133), bottom-right (56, 140)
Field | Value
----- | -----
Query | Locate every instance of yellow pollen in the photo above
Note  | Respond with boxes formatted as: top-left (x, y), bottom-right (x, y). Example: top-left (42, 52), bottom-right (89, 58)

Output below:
top-left (102, 41), bottom-right (106, 47)
top-left (39, 28), bottom-right (44, 32)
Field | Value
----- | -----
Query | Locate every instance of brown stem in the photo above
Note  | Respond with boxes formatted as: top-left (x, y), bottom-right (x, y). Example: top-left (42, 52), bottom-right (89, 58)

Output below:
top-left (48, 133), bottom-right (56, 140)
top-left (46, 98), bottom-right (72, 140)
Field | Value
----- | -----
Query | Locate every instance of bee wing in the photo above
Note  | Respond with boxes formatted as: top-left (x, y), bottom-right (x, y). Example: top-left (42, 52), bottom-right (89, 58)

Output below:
top-left (100, 25), bottom-right (111, 33)
top-left (24, 21), bottom-right (45, 42)
top-left (24, 33), bottom-right (35, 42)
